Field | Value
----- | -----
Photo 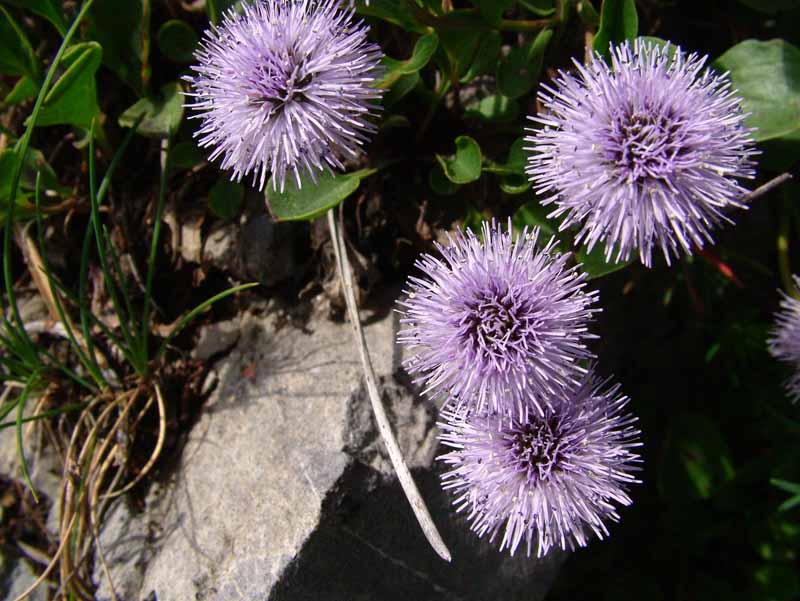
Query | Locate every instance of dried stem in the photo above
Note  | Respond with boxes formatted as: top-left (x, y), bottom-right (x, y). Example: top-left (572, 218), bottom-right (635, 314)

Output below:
top-left (326, 209), bottom-right (451, 562)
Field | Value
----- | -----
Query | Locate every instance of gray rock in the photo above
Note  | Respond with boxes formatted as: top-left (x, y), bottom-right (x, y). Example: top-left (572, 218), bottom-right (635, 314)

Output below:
top-left (191, 318), bottom-right (242, 361)
top-left (1, 559), bottom-right (50, 601)
top-left (239, 214), bottom-right (299, 287)
top-left (132, 308), bottom-right (563, 601)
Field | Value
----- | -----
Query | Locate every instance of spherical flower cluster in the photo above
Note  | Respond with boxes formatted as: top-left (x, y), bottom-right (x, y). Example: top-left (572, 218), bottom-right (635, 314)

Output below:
top-left (525, 40), bottom-right (757, 267)
top-left (397, 221), bottom-right (599, 417)
top-left (768, 276), bottom-right (800, 402)
top-left (186, 0), bottom-right (383, 192)
top-left (437, 373), bottom-right (642, 557)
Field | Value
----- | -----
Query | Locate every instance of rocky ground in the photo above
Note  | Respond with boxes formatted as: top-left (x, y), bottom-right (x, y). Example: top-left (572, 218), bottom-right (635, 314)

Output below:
top-left (1, 305), bottom-right (564, 601)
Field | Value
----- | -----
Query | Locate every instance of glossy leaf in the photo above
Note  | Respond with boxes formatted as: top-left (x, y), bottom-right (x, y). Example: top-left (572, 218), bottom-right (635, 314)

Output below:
top-left (513, 200), bottom-right (557, 237)
top-left (87, 0), bottom-right (149, 93)
top-left (437, 10), bottom-right (492, 78)
top-left (714, 39), bottom-right (800, 142)
top-left (36, 42), bottom-right (102, 130)
top-left (465, 94), bottom-right (520, 123)
top-left (379, 32), bottom-right (438, 88)
top-left (384, 71), bottom-right (420, 107)
top-left (593, 0), bottom-right (638, 59)
top-left (119, 81), bottom-right (185, 138)
top-left (472, 0), bottom-right (515, 24)
top-left (497, 28), bottom-right (553, 99)
top-left (460, 30), bottom-right (501, 83)
top-left (158, 19), bottom-right (198, 64)
top-left (356, 0), bottom-right (424, 32)
top-left (429, 167), bottom-right (460, 196)
top-left (436, 136), bottom-right (482, 184)
top-left (3, 75), bottom-right (37, 105)
top-left (575, 243), bottom-right (635, 279)
top-left (0, 0), bottom-right (65, 35)
top-left (0, 6), bottom-right (39, 78)
top-left (267, 168), bottom-right (377, 221)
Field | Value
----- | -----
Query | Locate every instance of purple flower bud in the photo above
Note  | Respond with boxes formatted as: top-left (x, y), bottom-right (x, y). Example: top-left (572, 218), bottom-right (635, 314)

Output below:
top-left (397, 220), bottom-right (599, 417)
top-left (525, 40), bottom-right (757, 267)
top-left (437, 371), bottom-right (642, 557)
top-left (768, 277), bottom-right (800, 402)
top-left (185, 0), bottom-right (383, 192)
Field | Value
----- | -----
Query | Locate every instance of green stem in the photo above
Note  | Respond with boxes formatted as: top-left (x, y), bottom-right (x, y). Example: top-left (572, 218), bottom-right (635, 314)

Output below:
top-left (2, 0), bottom-right (96, 364)
top-left (498, 17), bottom-right (556, 32)
top-left (206, 0), bottom-right (220, 24)
top-left (140, 137), bottom-right (173, 371)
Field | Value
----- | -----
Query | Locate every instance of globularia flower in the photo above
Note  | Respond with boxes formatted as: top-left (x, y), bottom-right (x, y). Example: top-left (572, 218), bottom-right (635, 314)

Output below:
top-left (397, 221), bottom-right (598, 417)
top-left (768, 276), bottom-right (800, 402)
top-left (438, 372), bottom-right (642, 557)
top-left (525, 40), bottom-right (757, 267)
top-left (186, 0), bottom-right (383, 191)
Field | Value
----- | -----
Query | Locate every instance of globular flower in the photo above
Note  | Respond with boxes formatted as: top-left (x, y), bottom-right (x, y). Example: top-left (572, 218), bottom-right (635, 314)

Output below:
top-left (525, 40), bottom-right (757, 267)
top-left (185, 0), bottom-right (383, 192)
top-left (397, 221), bottom-right (598, 417)
top-left (437, 372), bottom-right (642, 557)
top-left (768, 276), bottom-right (800, 402)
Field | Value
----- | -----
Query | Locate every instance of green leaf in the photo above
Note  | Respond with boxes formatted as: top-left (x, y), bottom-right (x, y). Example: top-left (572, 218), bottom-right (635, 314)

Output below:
top-left (518, 0), bottom-right (556, 16)
top-left (593, 0), bottom-right (638, 59)
top-left (576, 243), bottom-right (635, 279)
top-left (714, 39), bottom-right (800, 142)
top-left (465, 94), bottom-right (520, 123)
top-left (513, 200), bottom-right (557, 237)
top-left (267, 168), bottom-right (377, 221)
top-left (500, 174), bottom-right (532, 195)
top-left (384, 71), bottom-right (420, 107)
top-left (119, 81), bottom-right (185, 138)
top-left (436, 136), bottom-right (482, 184)
top-left (87, 0), bottom-right (149, 93)
top-left (4, 75), bottom-right (37, 105)
top-left (497, 28), bottom-right (553, 99)
top-left (0, 6), bottom-right (39, 78)
top-left (429, 166), bottom-right (460, 196)
top-left (660, 413), bottom-right (735, 501)
top-left (753, 564), bottom-right (800, 601)
top-left (484, 137), bottom-right (527, 174)
top-left (0, 0), bottom-right (65, 35)
top-left (209, 179), bottom-right (244, 219)
top-left (738, 0), bottom-right (800, 13)
top-left (436, 10), bottom-right (492, 78)
top-left (171, 141), bottom-right (205, 170)
top-left (0, 147), bottom-right (66, 202)
top-left (356, 0), bottom-right (424, 32)
top-left (460, 30), bottom-right (501, 83)
top-left (36, 42), bottom-right (102, 130)
top-left (157, 19), bottom-right (198, 64)
top-left (472, 0), bottom-right (515, 24)
top-left (379, 32), bottom-right (438, 88)
top-left (771, 478), bottom-right (800, 511)
top-left (575, 0), bottom-right (600, 27)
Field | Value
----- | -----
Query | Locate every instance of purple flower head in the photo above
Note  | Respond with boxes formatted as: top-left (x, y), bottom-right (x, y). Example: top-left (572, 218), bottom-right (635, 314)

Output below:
top-left (397, 220), bottom-right (599, 417)
top-left (768, 276), bottom-right (800, 402)
top-left (185, 0), bottom-right (383, 192)
top-left (437, 371), bottom-right (642, 557)
top-left (525, 40), bottom-right (757, 267)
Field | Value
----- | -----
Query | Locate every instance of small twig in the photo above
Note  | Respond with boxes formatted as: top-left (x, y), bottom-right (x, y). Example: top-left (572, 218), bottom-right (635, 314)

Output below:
top-left (742, 172), bottom-right (793, 203)
top-left (326, 209), bottom-right (451, 562)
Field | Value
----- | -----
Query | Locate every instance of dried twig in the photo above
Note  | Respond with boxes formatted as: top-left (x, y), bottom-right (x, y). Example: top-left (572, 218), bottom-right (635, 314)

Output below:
top-left (326, 209), bottom-right (451, 562)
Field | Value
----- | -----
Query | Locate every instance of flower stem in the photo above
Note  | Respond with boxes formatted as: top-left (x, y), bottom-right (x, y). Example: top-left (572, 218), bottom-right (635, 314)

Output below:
top-left (326, 209), bottom-right (452, 562)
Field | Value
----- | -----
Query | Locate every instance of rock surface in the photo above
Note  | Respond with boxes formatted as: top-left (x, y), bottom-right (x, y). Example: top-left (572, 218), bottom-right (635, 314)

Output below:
top-left (2, 308), bottom-right (564, 601)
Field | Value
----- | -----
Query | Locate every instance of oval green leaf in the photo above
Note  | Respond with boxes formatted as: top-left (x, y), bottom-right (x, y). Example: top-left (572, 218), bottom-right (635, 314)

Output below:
top-left (593, 0), bottom-right (638, 59)
top-left (36, 42), bottom-right (102, 130)
top-left (379, 32), bottom-right (438, 88)
top-left (714, 39), bottom-right (800, 142)
top-left (158, 19), bottom-right (198, 64)
top-left (576, 243), bottom-right (635, 279)
top-left (267, 168), bottom-right (376, 221)
top-left (497, 28), bottom-right (553, 99)
top-left (436, 136), bottom-right (482, 184)
top-left (119, 81), bottom-right (185, 138)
